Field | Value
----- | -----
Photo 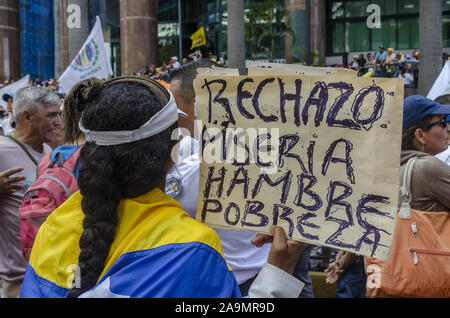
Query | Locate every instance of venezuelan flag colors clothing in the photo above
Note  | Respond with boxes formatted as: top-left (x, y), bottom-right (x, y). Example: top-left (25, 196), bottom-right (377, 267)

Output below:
top-left (20, 189), bottom-right (241, 298)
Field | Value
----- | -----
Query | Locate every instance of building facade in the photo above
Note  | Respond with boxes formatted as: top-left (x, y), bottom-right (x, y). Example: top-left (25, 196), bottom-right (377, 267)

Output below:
top-left (2, 0), bottom-right (450, 81)
top-left (326, 0), bottom-right (450, 65)
top-left (20, 0), bottom-right (55, 81)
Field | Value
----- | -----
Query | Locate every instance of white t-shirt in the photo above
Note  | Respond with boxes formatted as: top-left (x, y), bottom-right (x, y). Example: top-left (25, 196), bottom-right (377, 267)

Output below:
top-left (436, 146), bottom-right (450, 166)
top-left (166, 136), bottom-right (271, 284)
top-left (402, 72), bottom-right (414, 85)
top-left (0, 136), bottom-right (51, 281)
top-left (1, 117), bottom-right (14, 136)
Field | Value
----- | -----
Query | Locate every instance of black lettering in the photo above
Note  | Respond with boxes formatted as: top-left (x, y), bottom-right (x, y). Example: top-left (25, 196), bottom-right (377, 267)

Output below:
top-left (326, 82), bottom-right (360, 130)
top-left (252, 78), bottom-right (278, 123)
top-left (296, 212), bottom-right (320, 240)
top-left (273, 204), bottom-right (294, 238)
top-left (293, 173), bottom-right (323, 211)
top-left (241, 201), bottom-right (269, 227)
top-left (252, 133), bottom-right (273, 168)
top-left (237, 78), bottom-right (255, 119)
top-left (302, 81), bottom-right (328, 127)
top-left (202, 79), bottom-right (235, 126)
top-left (324, 181), bottom-right (356, 249)
top-left (226, 167), bottom-right (250, 198)
top-left (224, 202), bottom-right (241, 226)
top-left (200, 199), bottom-right (222, 223)
top-left (322, 138), bottom-right (355, 184)
top-left (278, 78), bottom-right (302, 126)
top-left (231, 130), bottom-right (250, 166)
top-left (203, 166), bottom-right (227, 198)
top-left (355, 194), bottom-right (393, 256)
top-left (278, 134), bottom-right (308, 173)
top-left (252, 171), bottom-right (292, 204)
top-left (307, 141), bottom-right (315, 175)
top-left (351, 84), bottom-right (385, 131)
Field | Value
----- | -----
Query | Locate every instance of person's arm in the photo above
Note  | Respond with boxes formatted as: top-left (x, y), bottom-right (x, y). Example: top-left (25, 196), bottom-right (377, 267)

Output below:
top-left (338, 251), bottom-right (358, 271)
top-left (248, 226), bottom-right (306, 298)
top-left (0, 167), bottom-right (25, 196)
top-left (325, 250), bottom-right (345, 284)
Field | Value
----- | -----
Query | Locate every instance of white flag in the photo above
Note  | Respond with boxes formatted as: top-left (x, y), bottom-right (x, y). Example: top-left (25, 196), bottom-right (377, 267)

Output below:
top-left (0, 75), bottom-right (30, 109)
top-left (58, 16), bottom-right (113, 95)
top-left (427, 60), bottom-right (450, 101)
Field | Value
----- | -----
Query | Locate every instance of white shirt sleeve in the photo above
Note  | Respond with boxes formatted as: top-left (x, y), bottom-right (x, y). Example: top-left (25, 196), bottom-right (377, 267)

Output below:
top-left (247, 263), bottom-right (304, 298)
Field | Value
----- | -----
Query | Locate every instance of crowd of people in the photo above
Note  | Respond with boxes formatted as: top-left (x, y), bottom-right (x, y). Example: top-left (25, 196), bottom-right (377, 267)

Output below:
top-left (0, 53), bottom-right (449, 299)
top-left (329, 45), bottom-right (436, 88)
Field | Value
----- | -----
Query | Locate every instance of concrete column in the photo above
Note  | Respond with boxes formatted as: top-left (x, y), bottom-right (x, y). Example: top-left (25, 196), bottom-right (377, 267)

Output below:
top-left (418, 0), bottom-right (442, 96)
top-left (55, 0), bottom-right (76, 74)
top-left (54, 0), bottom-right (63, 77)
top-left (68, 0), bottom-right (90, 62)
top-left (227, 0), bottom-right (246, 74)
top-left (119, 0), bottom-right (158, 76)
top-left (0, 0), bottom-right (21, 81)
top-left (310, 0), bottom-right (326, 66)
top-left (285, 0), bottom-right (326, 65)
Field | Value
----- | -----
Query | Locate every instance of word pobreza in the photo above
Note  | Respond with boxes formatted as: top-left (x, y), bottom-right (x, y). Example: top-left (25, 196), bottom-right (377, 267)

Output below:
top-left (194, 71), bottom-right (403, 260)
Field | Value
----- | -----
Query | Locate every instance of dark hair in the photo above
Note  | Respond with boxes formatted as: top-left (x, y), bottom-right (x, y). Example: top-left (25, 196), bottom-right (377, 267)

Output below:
top-left (67, 78), bottom-right (177, 298)
top-left (435, 94), bottom-right (450, 105)
top-left (401, 114), bottom-right (435, 151)
top-left (169, 59), bottom-right (218, 103)
top-left (63, 78), bottom-right (103, 144)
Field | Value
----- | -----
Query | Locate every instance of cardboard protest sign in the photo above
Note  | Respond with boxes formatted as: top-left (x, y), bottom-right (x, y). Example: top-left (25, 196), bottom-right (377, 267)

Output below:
top-left (194, 70), bottom-right (404, 260)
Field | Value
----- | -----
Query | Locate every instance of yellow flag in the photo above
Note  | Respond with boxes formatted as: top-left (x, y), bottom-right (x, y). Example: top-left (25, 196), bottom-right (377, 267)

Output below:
top-left (190, 26), bottom-right (206, 50)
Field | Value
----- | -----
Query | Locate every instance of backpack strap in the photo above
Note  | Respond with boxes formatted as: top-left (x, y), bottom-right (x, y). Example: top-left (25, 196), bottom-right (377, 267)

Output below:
top-left (62, 146), bottom-right (83, 173)
top-left (6, 135), bottom-right (38, 166)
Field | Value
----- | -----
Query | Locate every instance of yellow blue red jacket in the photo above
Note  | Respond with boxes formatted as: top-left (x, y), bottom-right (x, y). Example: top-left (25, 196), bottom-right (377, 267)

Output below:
top-left (20, 188), bottom-right (241, 298)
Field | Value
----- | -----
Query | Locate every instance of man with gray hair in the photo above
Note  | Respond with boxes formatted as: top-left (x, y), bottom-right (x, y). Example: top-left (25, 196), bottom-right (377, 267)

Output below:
top-left (0, 86), bottom-right (61, 298)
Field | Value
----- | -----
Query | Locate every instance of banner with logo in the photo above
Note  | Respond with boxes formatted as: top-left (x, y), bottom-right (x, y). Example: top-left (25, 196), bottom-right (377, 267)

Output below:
top-left (0, 75), bottom-right (30, 109)
top-left (427, 60), bottom-right (450, 101)
top-left (193, 67), bottom-right (404, 260)
top-left (190, 26), bottom-right (206, 50)
top-left (58, 16), bottom-right (113, 95)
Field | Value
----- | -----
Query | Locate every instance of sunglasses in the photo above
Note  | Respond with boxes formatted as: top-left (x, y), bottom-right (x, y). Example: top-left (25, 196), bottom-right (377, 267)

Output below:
top-left (424, 118), bottom-right (449, 130)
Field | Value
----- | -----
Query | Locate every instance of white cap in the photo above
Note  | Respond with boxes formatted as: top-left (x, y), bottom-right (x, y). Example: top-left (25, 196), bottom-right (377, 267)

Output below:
top-left (79, 90), bottom-right (187, 146)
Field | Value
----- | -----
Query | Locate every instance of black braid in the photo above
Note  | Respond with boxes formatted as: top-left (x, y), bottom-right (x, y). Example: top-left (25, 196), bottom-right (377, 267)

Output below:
top-left (67, 81), bottom-right (177, 297)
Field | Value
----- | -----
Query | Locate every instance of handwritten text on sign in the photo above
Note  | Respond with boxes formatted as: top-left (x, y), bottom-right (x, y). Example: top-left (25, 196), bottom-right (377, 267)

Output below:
top-left (194, 74), bottom-right (403, 260)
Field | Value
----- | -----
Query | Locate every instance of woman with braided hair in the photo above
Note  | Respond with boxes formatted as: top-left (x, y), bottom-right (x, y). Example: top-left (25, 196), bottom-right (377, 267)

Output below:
top-left (19, 76), bottom-right (306, 298)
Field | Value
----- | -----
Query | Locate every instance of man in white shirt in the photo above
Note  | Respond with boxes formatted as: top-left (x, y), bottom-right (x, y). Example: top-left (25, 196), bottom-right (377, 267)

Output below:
top-left (1, 94), bottom-right (15, 136)
top-left (166, 60), bottom-right (311, 297)
top-left (0, 87), bottom-right (61, 298)
top-left (170, 56), bottom-right (181, 69)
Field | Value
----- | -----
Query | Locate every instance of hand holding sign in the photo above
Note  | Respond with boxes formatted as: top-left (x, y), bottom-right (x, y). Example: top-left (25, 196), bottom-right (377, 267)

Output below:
top-left (194, 66), bottom-right (403, 260)
top-left (252, 225), bottom-right (307, 275)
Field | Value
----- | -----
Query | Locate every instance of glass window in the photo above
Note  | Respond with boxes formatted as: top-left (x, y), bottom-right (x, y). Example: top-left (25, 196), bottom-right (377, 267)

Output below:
top-left (443, 14), bottom-right (450, 47)
top-left (399, 0), bottom-right (419, 14)
top-left (345, 1), bottom-right (370, 18)
top-left (371, 19), bottom-right (396, 50)
top-left (345, 21), bottom-right (370, 52)
top-left (158, 23), bottom-right (179, 37)
top-left (444, 0), bottom-right (450, 11)
top-left (397, 17), bottom-right (419, 49)
top-left (158, 38), bottom-right (179, 65)
top-left (333, 22), bottom-right (345, 53)
top-left (158, 0), bottom-right (178, 21)
top-left (330, 2), bottom-right (344, 19)
top-left (370, 0), bottom-right (396, 15)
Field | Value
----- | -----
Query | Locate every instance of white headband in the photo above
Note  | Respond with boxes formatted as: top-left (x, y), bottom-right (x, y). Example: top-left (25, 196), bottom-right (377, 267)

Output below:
top-left (79, 91), bottom-right (187, 146)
